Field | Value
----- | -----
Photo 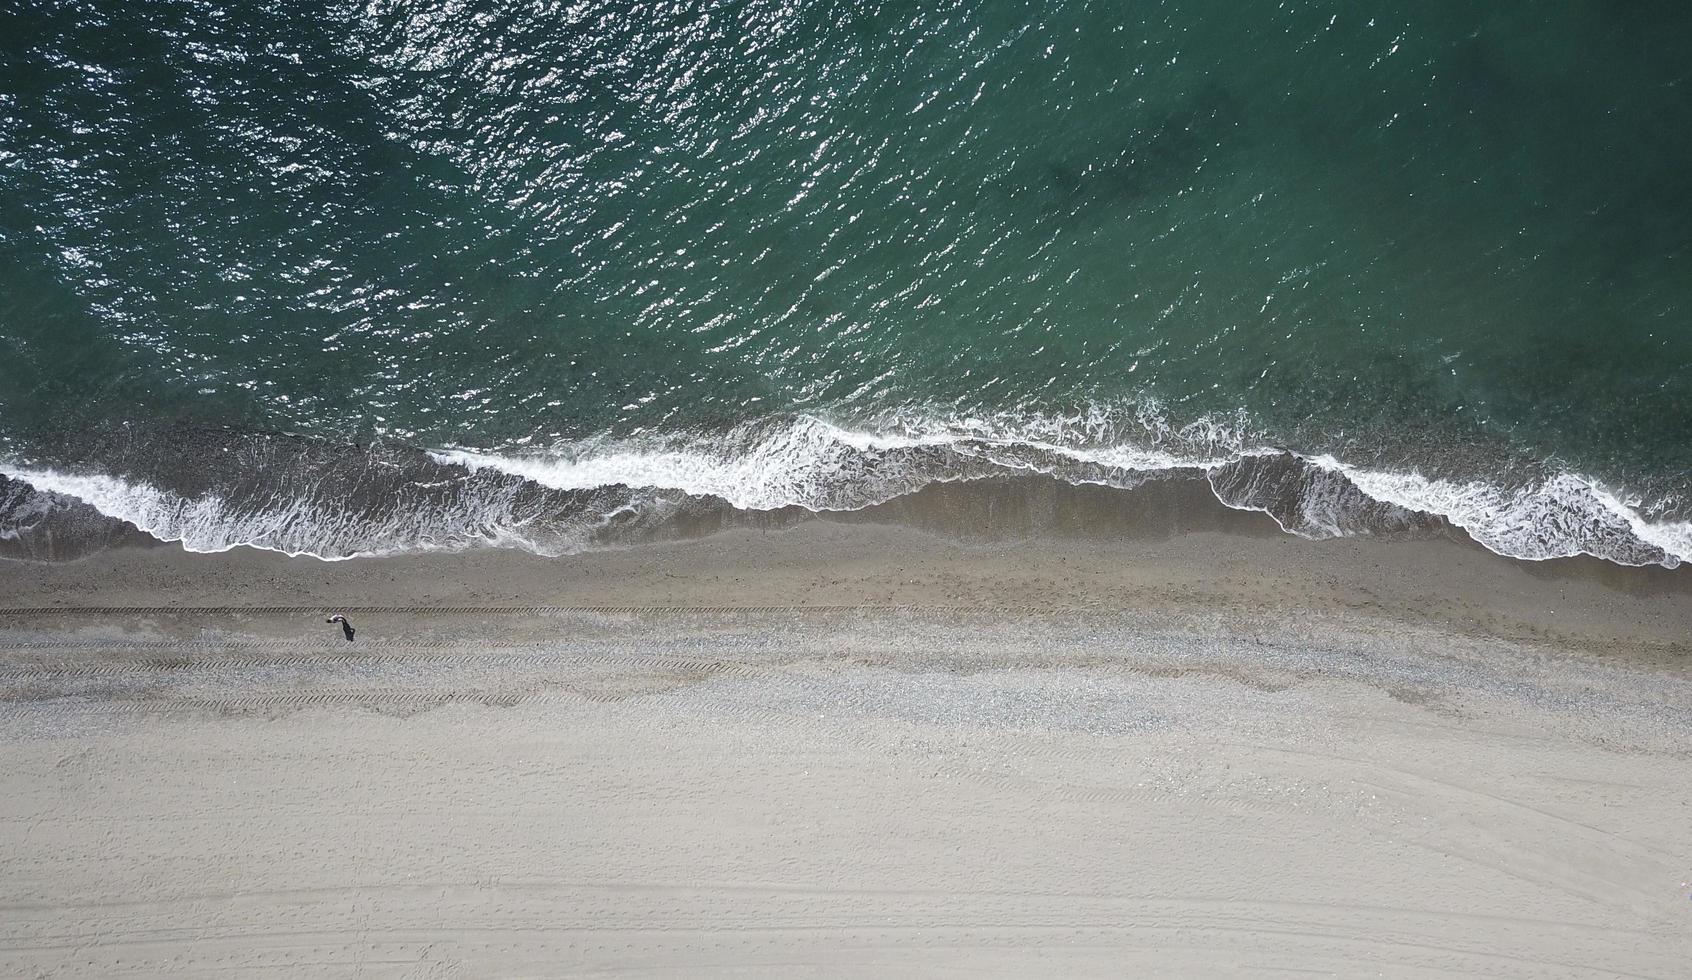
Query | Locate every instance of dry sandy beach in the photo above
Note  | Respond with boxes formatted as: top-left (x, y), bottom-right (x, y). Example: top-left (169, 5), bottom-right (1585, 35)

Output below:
top-left (3, 481), bottom-right (1692, 977)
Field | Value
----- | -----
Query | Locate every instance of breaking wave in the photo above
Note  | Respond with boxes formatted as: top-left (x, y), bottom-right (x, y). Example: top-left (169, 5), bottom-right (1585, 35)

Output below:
top-left (2, 411), bottom-right (1689, 568)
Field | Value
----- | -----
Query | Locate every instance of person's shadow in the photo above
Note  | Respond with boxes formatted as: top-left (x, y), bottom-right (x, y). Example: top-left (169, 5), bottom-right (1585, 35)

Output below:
top-left (326, 615), bottom-right (356, 642)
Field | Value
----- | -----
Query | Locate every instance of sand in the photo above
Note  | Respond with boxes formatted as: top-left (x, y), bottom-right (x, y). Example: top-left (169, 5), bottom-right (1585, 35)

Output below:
top-left (4, 492), bottom-right (1692, 977)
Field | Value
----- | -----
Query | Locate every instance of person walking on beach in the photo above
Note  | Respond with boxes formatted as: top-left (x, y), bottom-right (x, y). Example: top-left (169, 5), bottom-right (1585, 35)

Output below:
top-left (326, 614), bottom-right (356, 642)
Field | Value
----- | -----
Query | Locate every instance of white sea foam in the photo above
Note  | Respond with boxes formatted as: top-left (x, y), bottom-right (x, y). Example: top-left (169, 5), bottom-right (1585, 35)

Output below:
top-left (432, 415), bottom-right (1690, 568)
top-left (434, 419), bottom-right (967, 511)
top-left (1309, 457), bottom-right (1692, 567)
top-left (5, 411), bottom-right (1690, 568)
top-left (429, 412), bottom-right (1230, 509)
top-left (0, 462), bottom-right (570, 560)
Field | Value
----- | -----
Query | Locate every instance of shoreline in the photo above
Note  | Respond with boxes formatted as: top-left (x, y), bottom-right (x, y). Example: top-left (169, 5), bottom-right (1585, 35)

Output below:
top-left (8, 432), bottom-right (1692, 569)
top-left (5, 475), bottom-right (1691, 663)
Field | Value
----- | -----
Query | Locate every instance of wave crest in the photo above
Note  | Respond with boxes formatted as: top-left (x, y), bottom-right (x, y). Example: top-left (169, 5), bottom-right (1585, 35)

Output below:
top-left (3, 413), bottom-right (1688, 568)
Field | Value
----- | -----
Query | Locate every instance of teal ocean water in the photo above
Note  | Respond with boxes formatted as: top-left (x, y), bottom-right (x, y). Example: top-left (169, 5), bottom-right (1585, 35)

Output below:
top-left (3, 0), bottom-right (1691, 563)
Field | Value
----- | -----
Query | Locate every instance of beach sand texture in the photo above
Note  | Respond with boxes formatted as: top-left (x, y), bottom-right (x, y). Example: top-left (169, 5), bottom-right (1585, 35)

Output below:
top-left (4, 517), bottom-right (1692, 978)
